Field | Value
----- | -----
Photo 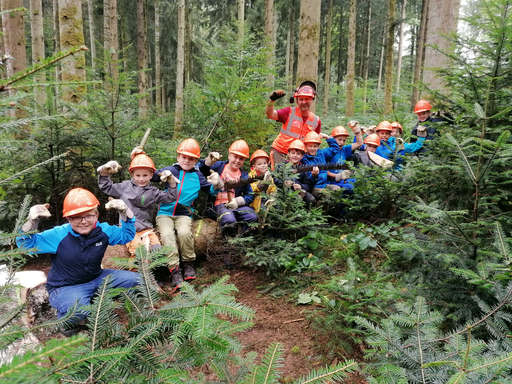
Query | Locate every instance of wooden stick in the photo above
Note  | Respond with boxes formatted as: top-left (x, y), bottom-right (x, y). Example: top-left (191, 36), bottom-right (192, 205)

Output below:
top-left (283, 318), bottom-right (305, 324)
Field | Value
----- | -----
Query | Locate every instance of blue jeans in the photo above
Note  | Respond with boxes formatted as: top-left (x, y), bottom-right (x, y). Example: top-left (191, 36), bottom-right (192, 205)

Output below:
top-left (211, 204), bottom-right (258, 236)
top-left (48, 269), bottom-right (140, 323)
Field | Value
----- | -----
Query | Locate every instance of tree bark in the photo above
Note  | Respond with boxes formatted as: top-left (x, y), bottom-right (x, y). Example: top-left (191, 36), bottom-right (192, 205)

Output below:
top-left (362, 1), bottom-right (371, 114)
top-left (58, 0), bottom-right (86, 103)
top-left (377, 21), bottom-right (386, 92)
top-left (336, 5), bottom-right (344, 85)
top-left (29, 0), bottom-right (46, 109)
top-left (345, 0), bottom-right (356, 117)
top-left (265, 0), bottom-right (275, 86)
top-left (411, 0), bottom-right (429, 108)
top-left (297, 0), bottom-right (321, 96)
top-left (137, 0), bottom-right (149, 117)
top-left (383, 0), bottom-right (396, 115)
top-left (174, 0), bottom-right (185, 136)
top-left (155, 0), bottom-right (161, 111)
top-left (322, 0), bottom-right (333, 117)
top-left (422, 0), bottom-right (460, 94)
top-left (287, 1), bottom-right (296, 89)
top-left (104, 0), bottom-right (118, 84)
top-left (86, 0), bottom-right (96, 72)
top-left (396, 0), bottom-right (406, 90)
top-left (238, 0), bottom-right (244, 45)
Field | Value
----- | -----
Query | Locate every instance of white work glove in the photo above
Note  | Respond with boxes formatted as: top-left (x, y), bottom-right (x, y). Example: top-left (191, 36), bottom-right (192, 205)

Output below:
top-left (159, 170), bottom-right (180, 188)
top-left (264, 198), bottom-right (276, 207)
top-left (293, 183), bottom-right (302, 191)
top-left (417, 126), bottom-right (428, 138)
top-left (367, 125), bottom-right (376, 135)
top-left (205, 152), bottom-right (222, 167)
top-left (207, 170), bottom-right (224, 190)
top-left (130, 146), bottom-right (145, 159)
top-left (335, 170), bottom-right (351, 182)
top-left (284, 180), bottom-right (294, 187)
top-left (105, 198), bottom-right (134, 220)
top-left (263, 171), bottom-right (272, 182)
top-left (396, 138), bottom-right (405, 151)
top-left (22, 204), bottom-right (51, 232)
top-left (311, 166), bottom-right (320, 176)
top-left (349, 120), bottom-right (361, 134)
top-left (225, 196), bottom-right (245, 210)
top-left (97, 160), bottom-right (122, 176)
top-left (319, 132), bottom-right (330, 139)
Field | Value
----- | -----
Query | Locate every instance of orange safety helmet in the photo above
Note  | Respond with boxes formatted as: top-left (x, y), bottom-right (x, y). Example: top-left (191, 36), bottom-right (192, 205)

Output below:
top-left (391, 121), bottom-right (403, 133)
top-left (414, 100), bottom-right (432, 114)
top-left (303, 131), bottom-right (322, 144)
top-left (250, 149), bottom-right (270, 165)
top-left (129, 153), bottom-right (156, 173)
top-left (331, 126), bottom-right (349, 137)
top-left (364, 133), bottom-right (381, 147)
top-left (294, 85), bottom-right (316, 99)
top-left (376, 120), bottom-right (392, 132)
top-left (177, 138), bottom-right (201, 159)
top-left (288, 139), bottom-right (306, 153)
top-left (62, 188), bottom-right (100, 217)
top-left (228, 139), bottom-right (250, 158)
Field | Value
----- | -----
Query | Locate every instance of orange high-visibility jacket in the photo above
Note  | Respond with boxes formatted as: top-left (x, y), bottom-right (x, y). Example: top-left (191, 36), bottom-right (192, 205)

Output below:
top-left (272, 107), bottom-right (320, 154)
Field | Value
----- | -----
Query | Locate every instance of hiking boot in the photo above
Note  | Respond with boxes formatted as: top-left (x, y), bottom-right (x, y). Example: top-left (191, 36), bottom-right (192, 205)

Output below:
top-left (183, 263), bottom-right (196, 281)
top-left (169, 266), bottom-right (183, 292)
top-left (61, 326), bottom-right (81, 338)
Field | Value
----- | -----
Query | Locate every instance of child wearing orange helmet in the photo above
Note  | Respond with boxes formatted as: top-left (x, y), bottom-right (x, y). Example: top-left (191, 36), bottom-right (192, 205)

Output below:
top-left (151, 139), bottom-right (224, 292)
top-left (248, 149), bottom-right (276, 212)
top-left (98, 148), bottom-right (179, 262)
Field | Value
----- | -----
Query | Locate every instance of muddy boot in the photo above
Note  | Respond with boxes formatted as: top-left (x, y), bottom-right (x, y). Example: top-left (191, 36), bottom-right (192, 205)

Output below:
top-left (168, 266), bottom-right (183, 293)
top-left (183, 263), bottom-right (196, 281)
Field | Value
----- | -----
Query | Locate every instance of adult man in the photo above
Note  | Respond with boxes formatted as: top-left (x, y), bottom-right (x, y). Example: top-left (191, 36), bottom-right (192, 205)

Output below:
top-left (410, 100), bottom-right (448, 153)
top-left (16, 188), bottom-right (139, 336)
top-left (266, 81), bottom-right (326, 169)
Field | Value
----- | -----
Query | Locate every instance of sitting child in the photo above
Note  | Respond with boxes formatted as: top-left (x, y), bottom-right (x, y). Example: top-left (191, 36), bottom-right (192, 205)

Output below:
top-left (351, 134), bottom-right (394, 169)
top-left (248, 149), bottom-right (276, 212)
top-left (97, 149), bottom-right (178, 260)
top-left (391, 121), bottom-right (425, 170)
top-left (200, 139), bottom-right (258, 238)
top-left (301, 131), bottom-right (331, 200)
top-left (374, 121), bottom-right (396, 160)
top-left (152, 138), bottom-right (224, 292)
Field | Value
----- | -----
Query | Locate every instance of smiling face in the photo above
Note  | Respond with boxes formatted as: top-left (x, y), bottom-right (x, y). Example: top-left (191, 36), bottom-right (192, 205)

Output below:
top-left (334, 135), bottom-right (348, 146)
top-left (177, 154), bottom-right (199, 171)
top-left (305, 143), bottom-right (319, 156)
top-left (377, 130), bottom-right (391, 141)
top-left (131, 168), bottom-right (153, 187)
top-left (366, 144), bottom-right (378, 153)
top-left (288, 149), bottom-right (304, 164)
top-left (252, 158), bottom-right (269, 174)
top-left (67, 208), bottom-right (99, 235)
top-left (297, 96), bottom-right (313, 115)
top-left (391, 128), bottom-right (401, 138)
top-left (417, 110), bottom-right (430, 122)
top-left (228, 153), bottom-right (246, 170)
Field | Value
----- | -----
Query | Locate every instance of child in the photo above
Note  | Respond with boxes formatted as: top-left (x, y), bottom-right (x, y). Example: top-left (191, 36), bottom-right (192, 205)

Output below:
top-left (152, 138), bottom-right (224, 292)
top-left (351, 134), bottom-right (394, 168)
top-left (391, 121), bottom-right (425, 170)
top-left (200, 139), bottom-right (258, 238)
top-left (323, 122), bottom-right (363, 193)
top-left (274, 139), bottom-right (319, 208)
top-left (248, 149), bottom-right (276, 212)
top-left (97, 149), bottom-right (178, 259)
top-left (374, 121), bottom-right (396, 160)
top-left (301, 131), bottom-right (330, 199)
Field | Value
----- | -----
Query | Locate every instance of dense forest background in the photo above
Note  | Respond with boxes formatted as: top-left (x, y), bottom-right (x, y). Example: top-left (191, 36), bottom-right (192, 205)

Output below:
top-left (1, 0), bottom-right (512, 382)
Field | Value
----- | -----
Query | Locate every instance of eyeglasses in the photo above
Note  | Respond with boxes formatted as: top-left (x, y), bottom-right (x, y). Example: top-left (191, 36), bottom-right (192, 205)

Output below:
top-left (69, 214), bottom-right (97, 224)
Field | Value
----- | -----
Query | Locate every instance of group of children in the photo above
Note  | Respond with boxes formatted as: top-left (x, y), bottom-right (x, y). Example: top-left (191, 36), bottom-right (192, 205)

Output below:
top-left (96, 117), bottom-right (424, 292)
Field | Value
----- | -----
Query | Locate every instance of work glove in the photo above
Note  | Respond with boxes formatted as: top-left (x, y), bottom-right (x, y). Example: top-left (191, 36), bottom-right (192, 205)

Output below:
top-left (105, 198), bottom-right (134, 221)
top-left (22, 204), bottom-right (51, 232)
top-left (97, 161), bottom-right (121, 176)
top-left (264, 198), bottom-right (276, 208)
top-left (257, 182), bottom-right (269, 192)
top-left (361, 126), bottom-right (368, 135)
top-left (417, 126), bottom-right (428, 138)
top-left (159, 170), bottom-right (180, 188)
top-left (311, 166), bottom-right (320, 176)
top-left (269, 89), bottom-right (285, 101)
top-left (396, 138), bottom-right (405, 151)
top-left (319, 132), bottom-right (330, 139)
top-left (335, 170), bottom-right (351, 182)
top-left (284, 180), bottom-right (294, 187)
top-left (293, 183), bottom-right (302, 191)
top-left (207, 170), bottom-right (224, 190)
top-left (130, 146), bottom-right (145, 159)
top-left (205, 152), bottom-right (222, 167)
top-left (367, 125), bottom-right (376, 135)
top-left (225, 196), bottom-right (245, 210)
top-left (263, 171), bottom-right (272, 182)
top-left (349, 120), bottom-right (362, 134)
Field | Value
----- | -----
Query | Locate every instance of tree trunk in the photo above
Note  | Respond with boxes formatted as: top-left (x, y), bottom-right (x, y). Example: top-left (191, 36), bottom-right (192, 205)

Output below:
top-left (238, 0), bottom-right (245, 44)
top-left (396, 0), bottom-right (406, 90)
top-left (86, 0), bottom-right (96, 72)
top-left (137, 0), bottom-right (149, 117)
top-left (422, 0), bottom-right (460, 94)
top-left (104, 0), bottom-right (118, 84)
top-left (297, 0), bottom-right (321, 94)
top-left (322, 0), bottom-right (333, 117)
top-left (411, 0), bottom-right (429, 108)
top-left (58, 0), bottom-right (86, 103)
top-left (155, 0), bottom-right (161, 111)
top-left (174, 0), bottom-right (185, 136)
top-left (362, 1), bottom-right (371, 114)
top-left (377, 21), bottom-right (386, 92)
top-left (345, 0), bottom-right (356, 117)
top-left (287, 1), bottom-right (296, 89)
top-left (29, 0), bottom-right (46, 109)
top-left (336, 5), bottom-right (344, 85)
top-left (265, 0), bottom-right (275, 86)
top-left (383, 0), bottom-right (396, 114)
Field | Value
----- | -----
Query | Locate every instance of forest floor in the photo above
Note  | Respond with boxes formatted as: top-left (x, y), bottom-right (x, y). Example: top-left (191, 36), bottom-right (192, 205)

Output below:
top-left (23, 245), bottom-right (365, 383)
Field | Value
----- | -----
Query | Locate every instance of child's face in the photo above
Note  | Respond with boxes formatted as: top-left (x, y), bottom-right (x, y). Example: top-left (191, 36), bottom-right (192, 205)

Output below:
top-left (334, 135), bottom-right (348, 146)
top-left (377, 130), bottom-right (391, 141)
top-left (305, 143), bottom-right (319, 156)
top-left (228, 153), bottom-right (246, 169)
top-left (288, 149), bottom-right (304, 164)
top-left (417, 110), bottom-right (430, 122)
top-left (252, 158), bottom-right (269, 174)
top-left (366, 144), bottom-right (378, 153)
top-left (391, 128), bottom-right (401, 138)
top-left (177, 154), bottom-right (198, 171)
top-left (132, 168), bottom-right (153, 187)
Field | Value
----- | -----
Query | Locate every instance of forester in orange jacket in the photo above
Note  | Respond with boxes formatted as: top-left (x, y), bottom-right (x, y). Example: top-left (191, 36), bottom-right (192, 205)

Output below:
top-left (266, 81), bottom-right (328, 169)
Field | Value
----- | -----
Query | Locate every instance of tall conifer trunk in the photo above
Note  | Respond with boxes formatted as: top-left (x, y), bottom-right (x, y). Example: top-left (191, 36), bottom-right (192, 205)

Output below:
top-left (137, 0), bottom-right (149, 117)
top-left (265, 0), bottom-right (275, 86)
top-left (345, 0), bottom-right (356, 117)
top-left (174, 0), bottom-right (185, 136)
top-left (396, 0), bottom-right (407, 90)
top-left (322, 0), bottom-right (333, 117)
top-left (29, 0), bottom-right (46, 109)
top-left (412, 0), bottom-right (429, 108)
top-left (155, 0), bottom-right (162, 111)
top-left (86, 0), bottom-right (96, 72)
top-left (383, 0), bottom-right (396, 114)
